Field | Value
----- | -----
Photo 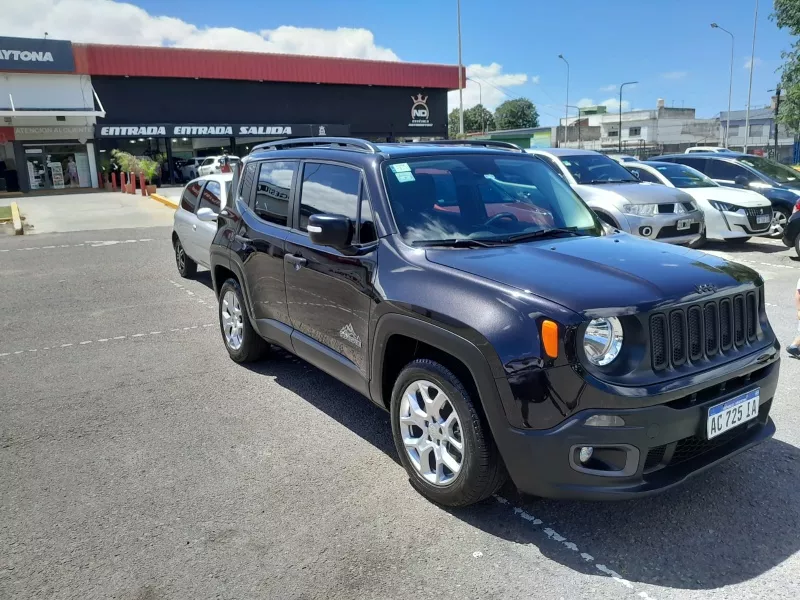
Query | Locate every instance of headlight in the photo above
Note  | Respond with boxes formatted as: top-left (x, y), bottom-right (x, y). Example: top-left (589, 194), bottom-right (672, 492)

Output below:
top-left (622, 203), bottom-right (659, 217)
top-left (583, 318), bottom-right (624, 366)
top-left (709, 200), bottom-right (743, 213)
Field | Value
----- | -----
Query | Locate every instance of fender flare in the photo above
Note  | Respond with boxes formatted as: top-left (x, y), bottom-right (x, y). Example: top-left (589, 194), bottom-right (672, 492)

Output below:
top-left (369, 313), bottom-right (510, 438)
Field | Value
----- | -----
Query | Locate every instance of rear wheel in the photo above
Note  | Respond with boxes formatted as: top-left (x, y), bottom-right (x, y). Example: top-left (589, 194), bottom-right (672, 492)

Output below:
top-left (218, 278), bottom-right (269, 363)
top-left (795, 232), bottom-right (800, 258)
top-left (174, 237), bottom-right (197, 278)
top-left (390, 359), bottom-right (506, 507)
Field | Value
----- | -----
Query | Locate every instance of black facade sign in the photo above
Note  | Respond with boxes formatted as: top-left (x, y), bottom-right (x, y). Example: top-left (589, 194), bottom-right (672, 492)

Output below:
top-left (0, 36), bottom-right (74, 73)
top-left (95, 123), bottom-right (351, 138)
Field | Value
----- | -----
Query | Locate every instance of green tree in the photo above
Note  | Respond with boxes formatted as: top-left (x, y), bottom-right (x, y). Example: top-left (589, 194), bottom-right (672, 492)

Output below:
top-left (448, 104), bottom-right (496, 137)
top-left (494, 98), bottom-right (540, 130)
top-left (773, 0), bottom-right (800, 131)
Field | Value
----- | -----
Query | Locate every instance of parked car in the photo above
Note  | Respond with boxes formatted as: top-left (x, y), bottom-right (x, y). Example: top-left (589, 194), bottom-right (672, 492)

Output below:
top-left (606, 153), bottom-right (639, 164)
top-left (208, 137), bottom-right (779, 506)
top-left (198, 155), bottom-right (241, 177)
top-left (625, 161), bottom-right (773, 246)
top-left (172, 174), bottom-right (233, 277)
top-left (179, 157), bottom-right (206, 182)
top-left (526, 148), bottom-right (704, 245)
top-left (685, 146), bottom-right (734, 154)
top-left (782, 199), bottom-right (800, 257)
top-left (653, 152), bottom-right (800, 237)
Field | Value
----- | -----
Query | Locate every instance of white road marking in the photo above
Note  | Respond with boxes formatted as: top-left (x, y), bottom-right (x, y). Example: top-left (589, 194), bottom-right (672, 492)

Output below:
top-left (1, 324), bottom-right (216, 359)
top-left (5, 239), bottom-right (155, 253)
top-left (496, 496), bottom-right (657, 599)
top-left (168, 279), bottom-right (214, 309)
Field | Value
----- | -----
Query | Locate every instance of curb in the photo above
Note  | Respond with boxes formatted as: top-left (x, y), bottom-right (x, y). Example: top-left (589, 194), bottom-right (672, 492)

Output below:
top-left (10, 202), bottom-right (23, 235)
top-left (150, 193), bottom-right (179, 210)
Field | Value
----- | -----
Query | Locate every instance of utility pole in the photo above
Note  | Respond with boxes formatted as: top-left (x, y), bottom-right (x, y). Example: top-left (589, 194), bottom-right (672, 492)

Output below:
top-left (711, 23), bottom-right (734, 147)
top-left (467, 77), bottom-right (483, 133)
top-left (744, 0), bottom-right (759, 153)
top-left (457, 0), bottom-right (464, 137)
top-left (619, 81), bottom-right (637, 153)
top-left (774, 85), bottom-right (781, 158)
top-left (558, 55), bottom-right (569, 146)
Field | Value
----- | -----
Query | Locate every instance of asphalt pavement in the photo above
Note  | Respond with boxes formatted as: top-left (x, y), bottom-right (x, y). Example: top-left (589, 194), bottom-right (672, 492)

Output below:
top-left (1, 226), bottom-right (799, 600)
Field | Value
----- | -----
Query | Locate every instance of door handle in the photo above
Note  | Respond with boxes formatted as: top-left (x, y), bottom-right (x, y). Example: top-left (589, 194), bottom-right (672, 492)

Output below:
top-left (285, 254), bottom-right (308, 268)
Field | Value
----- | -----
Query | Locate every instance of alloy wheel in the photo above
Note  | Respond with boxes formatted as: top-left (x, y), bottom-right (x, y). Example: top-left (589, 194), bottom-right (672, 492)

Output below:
top-left (398, 380), bottom-right (464, 486)
top-left (221, 290), bottom-right (244, 350)
top-left (771, 211), bottom-right (788, 237)
top-left (175, 242), bottom-right (185, 272)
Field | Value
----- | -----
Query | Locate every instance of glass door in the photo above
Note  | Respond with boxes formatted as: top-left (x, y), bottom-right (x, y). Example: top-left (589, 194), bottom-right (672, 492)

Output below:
top-left (25, 151), bottom-right (49, 190)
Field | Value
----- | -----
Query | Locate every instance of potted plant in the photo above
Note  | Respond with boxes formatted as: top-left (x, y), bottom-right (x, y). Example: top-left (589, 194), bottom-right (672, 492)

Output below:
top-left (139, 157), bottom-right (159, 195)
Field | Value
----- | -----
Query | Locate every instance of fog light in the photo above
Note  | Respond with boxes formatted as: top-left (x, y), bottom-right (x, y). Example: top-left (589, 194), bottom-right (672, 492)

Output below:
top-left (585, 414), bottom-right (626, 427)
top-left (579, 447), bottom-right (594, 463)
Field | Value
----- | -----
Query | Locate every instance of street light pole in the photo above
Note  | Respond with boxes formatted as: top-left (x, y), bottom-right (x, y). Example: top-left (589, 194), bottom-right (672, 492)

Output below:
top-left (566, 105), bottom-right (581, 147)
top-left (619, 81), bottom-right (637, 153)
top-left (558, 54), bottom-right (569, 146)
top-left (711, 23), bottom-right (734, 148)
top-left (744, 0), bottom-right (759, 154)
top-left (467, 77), bottom-right (483, 133)
top-left (457, 0), bottom-right (464, 137)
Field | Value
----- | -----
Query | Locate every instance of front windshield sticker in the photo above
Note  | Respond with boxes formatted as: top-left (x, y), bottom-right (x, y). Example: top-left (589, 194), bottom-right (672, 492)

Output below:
top-left (394, 171), bottom-right (415, 183)
top-left (390, 163), bottom-right (411, 173)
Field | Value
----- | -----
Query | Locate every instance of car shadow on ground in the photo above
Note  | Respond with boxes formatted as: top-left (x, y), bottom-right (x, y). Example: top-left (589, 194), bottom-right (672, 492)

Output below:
top-left (193, 270), bottom-right (215, 292)
top-left (243, 351), bottom-right (800, 591)
top-left (703, 239), bottom-right (790, 255)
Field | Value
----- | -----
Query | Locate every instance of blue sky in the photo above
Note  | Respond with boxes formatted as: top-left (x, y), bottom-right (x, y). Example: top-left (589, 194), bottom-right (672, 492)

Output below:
top-left (10, 0), bottom-right (793, 125)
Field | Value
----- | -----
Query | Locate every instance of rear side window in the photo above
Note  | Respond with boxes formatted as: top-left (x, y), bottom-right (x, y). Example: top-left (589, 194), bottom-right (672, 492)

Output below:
top-left (180, 181), bottom-right (202, 212)
top-left (254, 161), bottom-right (297, 226)
top-left (198, 180), bottom-right (222, 212)
top-left (706, 160), bottom-right (748, 181)
top-left (298, 163), bottom-right (360, 231)
top-left (201, 158), bottom-right (214, 166)
top-left (238, 162), bottom-right (257, 203)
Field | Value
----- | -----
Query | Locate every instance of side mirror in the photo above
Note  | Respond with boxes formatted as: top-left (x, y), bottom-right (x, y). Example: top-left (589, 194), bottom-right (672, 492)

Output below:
top-left (196, 207), bottom-right (218, 222)
top-left (308, 213), bottom-right (352, 249)
top-left (734, 175), bottom-right (750, 187)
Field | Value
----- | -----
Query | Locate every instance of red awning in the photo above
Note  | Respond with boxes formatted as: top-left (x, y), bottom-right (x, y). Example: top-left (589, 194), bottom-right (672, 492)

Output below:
top-left (73, 43), bottom-right (464, 90)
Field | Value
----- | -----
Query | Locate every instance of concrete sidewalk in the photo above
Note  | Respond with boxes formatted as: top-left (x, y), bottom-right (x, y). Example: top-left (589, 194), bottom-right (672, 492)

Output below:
top-left (6, 192), bottom-right (175, 234)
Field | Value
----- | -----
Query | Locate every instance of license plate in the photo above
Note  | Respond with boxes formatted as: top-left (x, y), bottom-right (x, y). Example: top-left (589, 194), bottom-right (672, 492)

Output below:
top-left (756, 214), bottom-right (771, 224)
top-left (677, 219), bottom-right (693, 231)
top-left (707, 389), bottom-right (759, 439)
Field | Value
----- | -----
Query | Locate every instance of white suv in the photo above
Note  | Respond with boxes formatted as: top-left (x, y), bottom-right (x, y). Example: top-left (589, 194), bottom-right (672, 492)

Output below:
top-left (197, 155), bottom-right (240, 177)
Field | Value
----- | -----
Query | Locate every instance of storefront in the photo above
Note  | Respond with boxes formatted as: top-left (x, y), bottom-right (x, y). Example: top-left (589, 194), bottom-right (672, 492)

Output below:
top-left (1, 36), bottom-right (104, 193)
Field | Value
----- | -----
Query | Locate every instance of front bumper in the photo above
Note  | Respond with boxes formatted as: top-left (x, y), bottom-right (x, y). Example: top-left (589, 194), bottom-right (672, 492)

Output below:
top-left (497, 353), bottom-right (779, 500)
top-left (706, 209), bottom-right (772, 240)
top-left (619, 211), bottom-right (704, 245)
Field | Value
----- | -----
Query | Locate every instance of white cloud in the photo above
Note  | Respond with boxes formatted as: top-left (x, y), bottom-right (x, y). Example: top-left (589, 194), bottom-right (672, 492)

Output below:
top-left (448, 63), bottom-right (529, 112)
top-left (1, 0), bottom-right (399, 60)
top-left (531, 75), bottom-right (541, 85)
top-left (743, 57), bottom-right (763, 70)
top-left (599, 84), bottom-right (617, 92)
top-left (576, 97), bottom-right (630, 111)
top-left (661, 71), bottom-right (688, 80)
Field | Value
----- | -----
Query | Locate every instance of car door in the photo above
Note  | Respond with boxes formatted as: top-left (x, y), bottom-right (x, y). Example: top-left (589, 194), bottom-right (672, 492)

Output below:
top-left (191, 179), bottom-right (224, 268)
top-left (174, 180), bottom-right (203, 257)
top-left (283, 161), bottom-right (377, 387)
top-left (232, 159), bottom-right (296, 347)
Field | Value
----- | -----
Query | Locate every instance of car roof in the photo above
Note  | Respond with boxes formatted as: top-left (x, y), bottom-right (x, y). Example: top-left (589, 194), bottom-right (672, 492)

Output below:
top-left (655, 152), bottom-right (746, 159)
top-left (527, 147), bottom-right (600, 156)
top-left (641, 161), bottom-right (679, 167)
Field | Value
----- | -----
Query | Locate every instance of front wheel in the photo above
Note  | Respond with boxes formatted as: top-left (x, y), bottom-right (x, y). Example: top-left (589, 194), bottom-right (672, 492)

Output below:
top-left (795, 233), bottom-right (800, 259)
top-left (771, 208), bottom-right (790, 238)
top-left (390, 359), bottom-right (506, 507)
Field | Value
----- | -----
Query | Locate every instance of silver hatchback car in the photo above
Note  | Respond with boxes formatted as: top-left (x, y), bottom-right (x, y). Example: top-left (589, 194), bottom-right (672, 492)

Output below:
top-left (527, 148), bottom-right (705, 245)
top-left (172, 174), bottom-right (233, 277)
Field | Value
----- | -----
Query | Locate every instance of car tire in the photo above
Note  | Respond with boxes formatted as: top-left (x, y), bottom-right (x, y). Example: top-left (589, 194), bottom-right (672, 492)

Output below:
top-left (689, 231), bottom-right (707, 249)
top-left (771, 207), bottom-right (790, 238)
top-left (390, 359), bottom-right (506, 507)
top-left (218, 278), bottom-right (269, 363)
top-left (174, 237), bottom-right (197, 278)
top-left (795, 232), bottom-right (800, 259)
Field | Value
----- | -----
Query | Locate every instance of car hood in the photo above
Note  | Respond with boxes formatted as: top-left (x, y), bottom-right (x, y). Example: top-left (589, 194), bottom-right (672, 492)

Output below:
top-left (572, 182), bottom-right (695, 205)
top-left (425, 233), bottom-right (760, 316)
top-left (680, 186), bottom-right (771, 208)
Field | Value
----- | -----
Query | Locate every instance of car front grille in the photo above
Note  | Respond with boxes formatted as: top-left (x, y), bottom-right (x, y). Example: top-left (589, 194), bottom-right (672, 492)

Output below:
top-left (745, 206), bottom-right (772, 231)
top-left (655, 223), bottom-right (701, 239)
top-left (650, 291), bottom-right (760, 371)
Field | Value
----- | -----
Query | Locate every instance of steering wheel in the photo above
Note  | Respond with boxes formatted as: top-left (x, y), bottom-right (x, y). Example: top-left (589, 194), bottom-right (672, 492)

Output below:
top-left (484, 212), bottom-right (519, 229)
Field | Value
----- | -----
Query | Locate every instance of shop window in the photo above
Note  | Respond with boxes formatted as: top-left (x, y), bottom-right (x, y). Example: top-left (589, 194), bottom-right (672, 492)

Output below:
top-left (749, 124), bottom-right (766, 138)
top-left (298, 163), bottom-right (360, 232)
top-left (181, 181), bottom-right (202, 212)
top-left (254, 161), bottom-right (297, 226)
top-left (198, 180), bottom-right (222, 213)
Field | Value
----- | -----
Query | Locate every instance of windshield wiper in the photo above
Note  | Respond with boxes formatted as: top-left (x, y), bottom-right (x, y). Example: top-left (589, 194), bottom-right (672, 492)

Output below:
top-left (502, 227), bottom-right (582, 243)
top-left (411, 238), bottom-right (505, 248)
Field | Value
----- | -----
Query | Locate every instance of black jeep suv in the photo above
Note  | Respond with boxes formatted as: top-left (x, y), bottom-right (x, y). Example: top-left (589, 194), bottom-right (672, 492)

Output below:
top-left (209, 137), bottom-right (780, 506)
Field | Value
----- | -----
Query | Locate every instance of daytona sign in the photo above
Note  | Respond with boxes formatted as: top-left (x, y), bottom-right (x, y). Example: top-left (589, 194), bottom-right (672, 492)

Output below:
top-left (0, 36), bottom-right (75, 72)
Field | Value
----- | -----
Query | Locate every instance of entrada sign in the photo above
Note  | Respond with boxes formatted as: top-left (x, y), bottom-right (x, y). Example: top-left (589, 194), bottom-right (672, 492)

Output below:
top-left (0, 36), bottom-right (75, 73)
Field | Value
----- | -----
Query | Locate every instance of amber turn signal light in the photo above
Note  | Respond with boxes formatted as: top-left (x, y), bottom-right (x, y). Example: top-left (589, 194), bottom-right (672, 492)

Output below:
top-left (542, 320), bottom-right (559, 359)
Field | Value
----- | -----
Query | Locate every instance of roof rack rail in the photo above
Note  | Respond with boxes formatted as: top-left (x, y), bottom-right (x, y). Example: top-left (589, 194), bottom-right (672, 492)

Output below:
top-left (250, 137), bottom-right (380, 154)
top-left (417, 139), bottom-right (524, 152)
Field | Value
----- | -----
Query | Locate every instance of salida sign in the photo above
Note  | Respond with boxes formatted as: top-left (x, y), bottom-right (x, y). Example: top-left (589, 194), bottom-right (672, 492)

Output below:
top-left (0, 36), bottom-right (75, 73)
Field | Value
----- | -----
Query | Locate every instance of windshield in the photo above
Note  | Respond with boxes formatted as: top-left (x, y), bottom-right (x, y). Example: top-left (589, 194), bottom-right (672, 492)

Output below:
top-left (559, 154), bottom-right (639, 184)
top-left (649, 163), bottom-right (717, 188)
top-left (736, 156), bottom-right (799, 183)
top-left (382, 154), bottom-right (602, 244)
